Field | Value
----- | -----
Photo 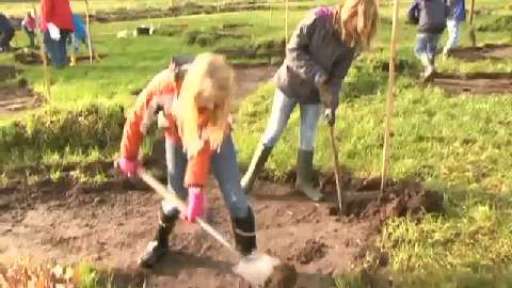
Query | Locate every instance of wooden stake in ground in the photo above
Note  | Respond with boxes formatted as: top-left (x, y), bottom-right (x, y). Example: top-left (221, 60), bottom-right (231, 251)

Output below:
top-left (380, 0), bottom-right (400, 194)
top-left (84, 0), bottom-right (94, 64)
top-left (268, 0), bottom-right (273, 26)
top-left (468, 0), bottom-right (476, 47)
top-left (33, 3), bottom-right (51, 101)
top-left (284, 0), bottom-right (289, 44)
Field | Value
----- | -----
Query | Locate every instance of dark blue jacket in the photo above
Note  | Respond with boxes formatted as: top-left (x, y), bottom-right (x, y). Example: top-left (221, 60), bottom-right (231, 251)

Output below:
top-left (0, 13), bottom-right (14, 33)
top-left (448, 0), bottom-right (466, 22)
top-left (408, 0), bottom-right (448, 34)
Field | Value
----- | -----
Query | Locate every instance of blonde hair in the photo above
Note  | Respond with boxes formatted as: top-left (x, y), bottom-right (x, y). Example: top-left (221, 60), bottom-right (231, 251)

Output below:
top-left (176, 53), bottom-right (235, 158)
top-left (339, 0), bottom-right (378, 49)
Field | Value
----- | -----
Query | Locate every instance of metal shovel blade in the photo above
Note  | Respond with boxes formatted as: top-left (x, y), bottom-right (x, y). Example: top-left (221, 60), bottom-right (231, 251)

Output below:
top-left (233, 253), bottom-right (281, 287)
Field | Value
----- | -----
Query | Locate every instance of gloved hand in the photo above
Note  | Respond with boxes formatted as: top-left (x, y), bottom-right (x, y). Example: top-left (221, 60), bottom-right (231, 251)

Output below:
top-left (323, 107), bottom-right (335, 126)
top-left (318, 82), bottom-right (338, 126)
top-left (117, 157), bottom-right (139, 177)
top-left (184, 186), bottom-right (205, 223)
top-left (47, 22), bottom-right (61, 41)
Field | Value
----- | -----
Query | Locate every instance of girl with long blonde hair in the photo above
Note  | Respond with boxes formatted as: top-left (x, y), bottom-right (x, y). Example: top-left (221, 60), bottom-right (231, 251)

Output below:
top-left (242, 0), bottom-right (379, 201)
top-left (118, 53), bottom-right (257, 268)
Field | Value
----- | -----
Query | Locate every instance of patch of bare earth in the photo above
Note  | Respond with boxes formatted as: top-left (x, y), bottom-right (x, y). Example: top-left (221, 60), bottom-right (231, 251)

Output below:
top-left (449, 44), bottom-right (512, 61)
top-left (432, 72), bottom-right (512, 95)
top-left (0, 67), bottom-right (42, 115)
top-left (0, 161), bottom-right (443, 288)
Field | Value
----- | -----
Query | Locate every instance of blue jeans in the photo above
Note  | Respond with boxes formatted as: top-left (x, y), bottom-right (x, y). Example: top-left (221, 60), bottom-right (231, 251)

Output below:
top-left (444, 19), bottom-right (462, 52)
top-left (44, 30), bottom-right (70, 68)
top-left (261, 89), bottom-right (321, 151)
top-left (415, 33), bottom-right (441, 65)
top-left (161, 135), bottom-right (250, 219)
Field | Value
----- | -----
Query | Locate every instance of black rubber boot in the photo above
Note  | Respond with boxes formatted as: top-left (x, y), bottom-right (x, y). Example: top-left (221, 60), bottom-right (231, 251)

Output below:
top-left (241, 144), bottom-right (273, 194)
top-left (138, 208), bottom-right (179, 269)
top-left (295, 149), bottom-right (324, 202)
top-left (232, 207), bottom-right (257, 256)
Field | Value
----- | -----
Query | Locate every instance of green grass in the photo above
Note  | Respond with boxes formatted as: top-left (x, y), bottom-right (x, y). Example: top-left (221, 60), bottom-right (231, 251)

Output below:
top-left (1, 0), bottom-right (512, 286)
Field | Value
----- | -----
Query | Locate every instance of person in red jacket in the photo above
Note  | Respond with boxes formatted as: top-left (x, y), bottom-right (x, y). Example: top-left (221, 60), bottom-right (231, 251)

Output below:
top-left (117, 53), bottom-right (257, 268)
top-left (40, 0), bottom-right (73, 68)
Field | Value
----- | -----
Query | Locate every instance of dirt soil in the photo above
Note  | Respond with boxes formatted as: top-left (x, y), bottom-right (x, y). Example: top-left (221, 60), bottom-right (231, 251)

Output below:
top-left (14, 50), bottom-right (107, 65)
top-left (0, 164), bottom-right (443, 288)
top-left (0, 81), bottom-right (42, 115)
top-left (89, 2), bottom-right (306, 24)
top-left (449, 44), bottom-right (512, 61)
top-left (432, 72), bottom-right (512, 95)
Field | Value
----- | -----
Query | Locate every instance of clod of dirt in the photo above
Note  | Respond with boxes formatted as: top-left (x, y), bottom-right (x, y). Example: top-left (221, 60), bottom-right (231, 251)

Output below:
top-left (448, 44), bottom-right (512, 61)
top-left (294, 239), bottom-right (328, 265)
top-left (263, 262), bottom-right (298, 288)
top-left (433, 72), bottom-right (512, 95)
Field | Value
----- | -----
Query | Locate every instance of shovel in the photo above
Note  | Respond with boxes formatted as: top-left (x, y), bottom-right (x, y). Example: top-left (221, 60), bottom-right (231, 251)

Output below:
top-left (328, 125), bottom-right (345, 216)
top-left (137, 168), bottom-right (282, 287)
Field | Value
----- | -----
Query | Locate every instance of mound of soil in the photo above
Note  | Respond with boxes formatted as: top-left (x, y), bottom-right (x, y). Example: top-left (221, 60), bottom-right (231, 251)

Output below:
top-left (448, 44), bottom-right (512, 61)
top-left (432, 72), bottom-right (512, 95)
top-left (0, 81), bottom-right (42, 114)
top-left (322, 175), bottom-right (444, 222)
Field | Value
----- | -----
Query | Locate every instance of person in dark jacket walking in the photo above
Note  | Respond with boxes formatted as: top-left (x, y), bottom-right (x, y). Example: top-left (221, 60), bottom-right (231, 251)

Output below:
top-left (408, 0), bottom-right (448, 81)
top-left (40, 0), bottom-right (74, 68)
top-left (443, 0), bottom-right (465, 56)
top-left (241, 0), bottom-right (378, 201)
top-left (0, 13), bottom-right (15, 52)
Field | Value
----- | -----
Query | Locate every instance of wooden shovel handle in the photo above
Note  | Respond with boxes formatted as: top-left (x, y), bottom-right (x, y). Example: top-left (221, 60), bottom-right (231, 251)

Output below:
top-left (137, 168), bottom-right (239, 256)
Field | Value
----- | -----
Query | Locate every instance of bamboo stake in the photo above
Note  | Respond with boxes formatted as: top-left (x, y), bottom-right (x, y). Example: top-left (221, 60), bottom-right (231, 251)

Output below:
top-left (284, 0), bottom-right (289, 44)
top-left (33, 2), bottom-right (51, 102)
top-left (380, 0), bottom-right (400, 194)
top-left (269, 0), bottom-right (273, 26)
top-left (468, 0), bottom-right (476, 47)
top-left (84, 0), bottom-right (94, 63)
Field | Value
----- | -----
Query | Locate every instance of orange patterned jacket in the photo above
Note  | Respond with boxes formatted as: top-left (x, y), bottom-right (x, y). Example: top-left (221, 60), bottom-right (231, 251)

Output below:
top-left (120, 69), bottom-right (214, 187)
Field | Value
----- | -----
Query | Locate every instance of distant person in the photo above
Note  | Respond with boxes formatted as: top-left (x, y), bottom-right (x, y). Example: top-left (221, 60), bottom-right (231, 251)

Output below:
top-left (40, 0), bottom-right (74, 68)
top-left (0, 13), bottom-right (15, 53)
top-left (241, 0), bottom-right (379, 201)
top-left (408, 0), bottom-right (448, 81)
top-left (22, 11), bottom-right (37, 48)
top-left (68, 13), bottom-right (87, 65)
top-left (443, 0), bottom-right (466, 56)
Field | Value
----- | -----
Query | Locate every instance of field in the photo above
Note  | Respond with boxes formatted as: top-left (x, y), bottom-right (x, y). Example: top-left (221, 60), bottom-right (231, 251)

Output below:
top-left (1, 0), bottom-right (512, 287)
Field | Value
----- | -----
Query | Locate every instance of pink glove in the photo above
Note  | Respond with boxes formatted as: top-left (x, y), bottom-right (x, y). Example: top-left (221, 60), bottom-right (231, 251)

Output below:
top-left (184, 186), bottom-right (205, 223)
top-left (117, 157), bottom-right (139, 177)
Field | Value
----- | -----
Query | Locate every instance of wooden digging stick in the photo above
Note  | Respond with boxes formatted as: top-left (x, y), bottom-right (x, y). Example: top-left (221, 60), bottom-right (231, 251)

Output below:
top-left (33, 2), bottom-right (51, 102)
top-left (84, 0), bottom-right (94, 64)
top-left (284, 0), bottom-right (289, 44)
top-left (380, 0), bottom-right (400, 195)
top-left (329, 125), bottom-right (345, 215)
top-left (469, 0), bottom-right (476, 47)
